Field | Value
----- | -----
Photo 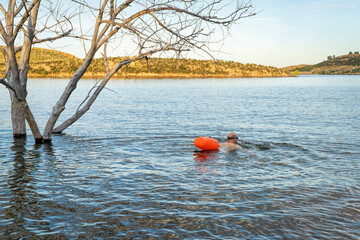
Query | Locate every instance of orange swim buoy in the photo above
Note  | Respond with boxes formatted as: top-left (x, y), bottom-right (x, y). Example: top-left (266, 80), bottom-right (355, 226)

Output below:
top-left (194, 137), bottom-right (220, 151)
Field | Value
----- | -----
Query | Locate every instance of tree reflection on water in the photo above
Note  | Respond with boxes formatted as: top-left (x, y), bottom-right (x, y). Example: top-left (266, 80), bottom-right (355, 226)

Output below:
top-left (2, 139), bottom-right (61, 238)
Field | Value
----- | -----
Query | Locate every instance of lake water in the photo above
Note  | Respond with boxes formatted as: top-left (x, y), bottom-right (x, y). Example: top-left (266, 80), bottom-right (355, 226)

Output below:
top-left (0, 76), bottom-right (359, 239)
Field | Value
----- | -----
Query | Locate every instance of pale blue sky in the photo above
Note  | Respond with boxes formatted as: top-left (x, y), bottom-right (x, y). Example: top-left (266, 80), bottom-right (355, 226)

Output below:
top-left (214, 0), bottom-right (360, 67)
top-left (35, 0), bottom-right (359, 68)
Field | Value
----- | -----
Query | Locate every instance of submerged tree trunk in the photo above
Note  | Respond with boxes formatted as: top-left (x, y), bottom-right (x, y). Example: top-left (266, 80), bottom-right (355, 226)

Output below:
top-left (21, 100), bottom-right (43, 143)
top-left (52, 63), bottom-right (121, 133)
top-left (7, 66), bottom-right (27, 138)
top-left (6, 40), bottom-right (43, 143)
top-left (0, 0), bottom-right (43, 143)
top-left (7, 73), bottom-right (43, 143)
top-left (52, 51), bottom-right (164, 133)
top-left (43, 54), bottom-right (95, 142)
top-left (10, 92), bottom-right (26, 138)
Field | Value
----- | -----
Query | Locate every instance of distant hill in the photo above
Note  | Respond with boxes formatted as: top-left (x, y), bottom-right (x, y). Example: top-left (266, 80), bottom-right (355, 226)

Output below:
top-left (0, 47), bottom-right (290, 78)
top-left (86, 57), bottom-right (290, 78)
top-left (281, 64), bottom-right (308, 72)
top-left (0, 47), bottom-right (81, 78)
top-left (283, 53), bottom-right (360, 75)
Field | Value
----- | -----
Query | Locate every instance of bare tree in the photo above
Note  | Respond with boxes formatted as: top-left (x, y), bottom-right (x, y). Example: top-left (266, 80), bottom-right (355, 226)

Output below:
top-left (1, 0), bottom-right (255, 143)
top-left (0, 0), bottom-right (75, 143)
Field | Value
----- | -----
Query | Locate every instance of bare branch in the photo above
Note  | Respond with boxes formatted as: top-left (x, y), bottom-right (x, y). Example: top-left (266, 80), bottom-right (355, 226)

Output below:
top-left (34, 29), bottom-right (72, 44)
top-left (10, 0), bottom-right (41, 43)
top-left (70, 0), bottom-right (98, 11)
top-left (102, 42), bottom-right (110, 73)
top-left (113, 0), bottom-right (135, 15)
top-left (0, 20), bottom-right (8, 41)
top-left (76, 79), bottom-right (100, 113)
top-left (90, 0), bottom-right (109, 51)
top-left (0, 77), bottom-right (16, 93)
top-left (53, 45), bottom-right (179, 133)
top-left (7, 1), bottom-right (16, 35)
top-left (95, 7), bottom-right (163, 50)
top-left (0, 4), bottom-right (6, 15)
top-left (14, 1), bottom-right (24, 17)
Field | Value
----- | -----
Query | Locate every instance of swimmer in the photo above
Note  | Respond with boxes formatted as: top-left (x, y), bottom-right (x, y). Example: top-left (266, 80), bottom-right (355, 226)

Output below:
top-left (220, 132), bottom-right (243, 151)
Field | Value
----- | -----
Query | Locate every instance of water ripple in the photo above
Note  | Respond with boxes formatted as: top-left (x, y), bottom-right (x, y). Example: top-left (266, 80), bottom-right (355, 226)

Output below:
top-left (1, 77), bottom-right (360, 239)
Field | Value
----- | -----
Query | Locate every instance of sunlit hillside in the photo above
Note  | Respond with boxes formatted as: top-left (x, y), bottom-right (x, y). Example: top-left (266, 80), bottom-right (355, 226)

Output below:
top-left (0, 47), bottom-right (81, 77)
top-left (87, 57), bottom-right (290, 78)
top-left (283, 53), bottom-right (360, 75)
top-left (0, 47), bottom-right (290, 78)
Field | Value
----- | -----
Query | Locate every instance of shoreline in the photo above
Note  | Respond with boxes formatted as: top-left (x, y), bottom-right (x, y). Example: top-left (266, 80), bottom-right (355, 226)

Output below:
top-left (27, 73), bottom-right (293, 79)
top-left (27, 73), bottom-right (360, 79)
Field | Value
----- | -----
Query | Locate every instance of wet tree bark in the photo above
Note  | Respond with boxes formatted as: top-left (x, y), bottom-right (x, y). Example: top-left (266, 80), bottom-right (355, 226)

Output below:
top-left (52, 51), bottom-right (165, 133)
top-left (10, 92), bottom-right (26, 138)
top-left (1, 0), bottom-right (43, 142)
top-left (53, 61), bottom-right (121, 133)
top-left (43, 54), bottom-right (95, 142)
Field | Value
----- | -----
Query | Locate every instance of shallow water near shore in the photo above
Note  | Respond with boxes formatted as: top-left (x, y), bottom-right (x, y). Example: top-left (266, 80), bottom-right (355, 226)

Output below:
top-left (1, 76), bottom-right (359, 239)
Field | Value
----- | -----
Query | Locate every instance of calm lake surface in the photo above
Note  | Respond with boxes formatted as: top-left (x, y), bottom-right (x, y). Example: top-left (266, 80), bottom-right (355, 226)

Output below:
top-left (1, 76), bottom-right (359, 239)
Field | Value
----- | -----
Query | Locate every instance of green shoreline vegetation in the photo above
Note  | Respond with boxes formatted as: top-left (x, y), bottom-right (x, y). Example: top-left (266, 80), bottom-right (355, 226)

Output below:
top-left (0, 48), bottom-right (290, 79)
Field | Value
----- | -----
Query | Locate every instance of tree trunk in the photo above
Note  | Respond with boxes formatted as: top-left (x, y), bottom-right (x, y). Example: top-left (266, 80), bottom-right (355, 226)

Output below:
top-left (53, 71), bottom-right (115, 133)
top-left (8, 78), bottom-right (42, 143)
top-left (3, 0), bottom-right (42, 143)
top-left (6, 48), bottom-right (42, 143)
top-left (7, 70), bottom-right (27, 138)
top-left (52, 53), bottom-right (161, 133)
top-left (43, 53), bottom-right (95, 142)
top-left (10, 92), bottom-right (26, 138)
top-left (53, 58), bottom-right (133, 133)
top-left (21, 100), bottom-right (43, 143)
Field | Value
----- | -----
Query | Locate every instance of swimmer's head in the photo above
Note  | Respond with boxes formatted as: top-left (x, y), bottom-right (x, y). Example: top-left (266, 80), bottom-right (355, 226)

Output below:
top-left (227, 132), bottom-right (238, 141)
